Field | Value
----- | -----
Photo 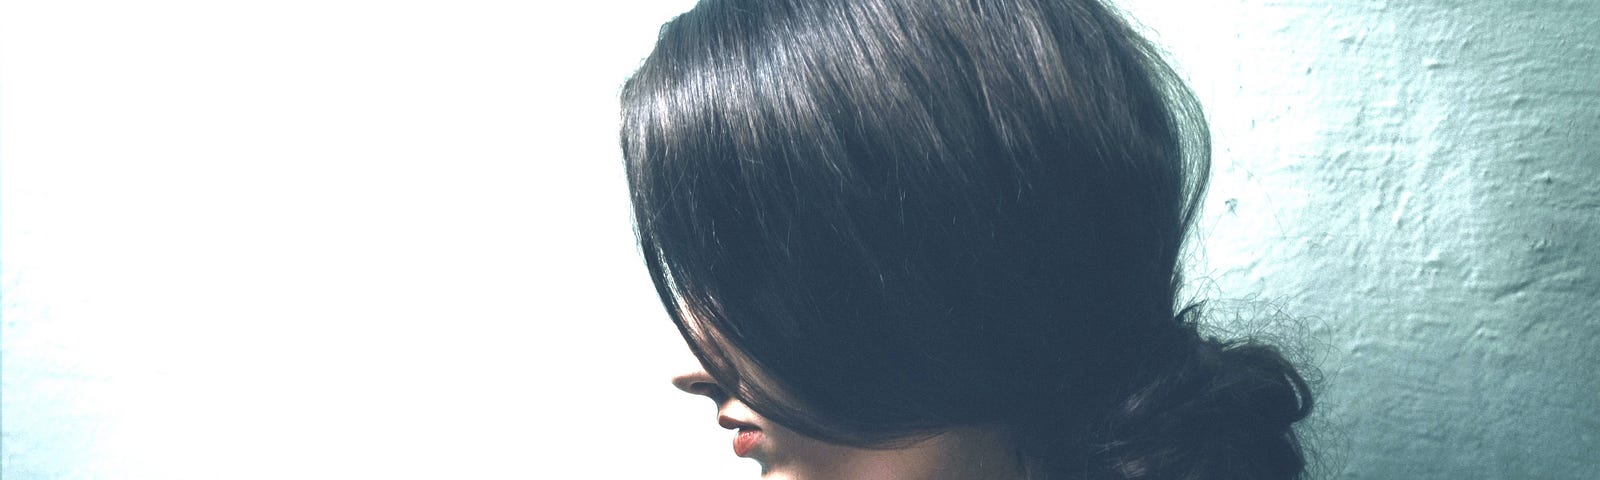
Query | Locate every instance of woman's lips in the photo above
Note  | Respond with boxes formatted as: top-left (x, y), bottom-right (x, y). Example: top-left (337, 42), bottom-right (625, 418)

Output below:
top-left (718, 415), bottom-right (762, 457)
top-left (733, 428), bottom-right (763, 457)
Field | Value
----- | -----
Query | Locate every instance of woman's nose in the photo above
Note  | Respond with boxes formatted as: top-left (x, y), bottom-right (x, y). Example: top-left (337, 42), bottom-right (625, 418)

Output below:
top-left (671, 369), bottom-right (727, 401)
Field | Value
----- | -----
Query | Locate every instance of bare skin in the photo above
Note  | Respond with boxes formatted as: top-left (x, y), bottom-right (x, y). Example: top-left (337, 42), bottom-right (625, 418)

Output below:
top-left (672, 369), bottom-right (1025, 480)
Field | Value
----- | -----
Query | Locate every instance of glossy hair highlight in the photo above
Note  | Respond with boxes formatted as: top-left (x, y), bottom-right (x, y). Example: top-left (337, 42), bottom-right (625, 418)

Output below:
top-left (621, 0), bottom-right (1312, 478)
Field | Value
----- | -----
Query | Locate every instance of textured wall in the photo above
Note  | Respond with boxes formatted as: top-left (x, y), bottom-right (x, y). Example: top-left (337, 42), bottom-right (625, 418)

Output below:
top-left (1119, 0), bottom-right (1600, 478)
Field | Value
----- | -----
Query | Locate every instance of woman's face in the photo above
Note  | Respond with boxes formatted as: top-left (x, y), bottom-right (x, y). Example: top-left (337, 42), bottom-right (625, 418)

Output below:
top-left (670, 368), bottom-right (1022, 480)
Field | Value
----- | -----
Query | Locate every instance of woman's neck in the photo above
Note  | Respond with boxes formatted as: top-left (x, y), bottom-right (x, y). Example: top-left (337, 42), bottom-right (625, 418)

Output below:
top-left (820, 425), bottom-right (1024, 480)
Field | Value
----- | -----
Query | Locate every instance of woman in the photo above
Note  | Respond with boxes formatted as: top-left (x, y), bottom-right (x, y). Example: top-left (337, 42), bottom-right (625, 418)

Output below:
top-left (620, 0), bottom-right (1314, 478)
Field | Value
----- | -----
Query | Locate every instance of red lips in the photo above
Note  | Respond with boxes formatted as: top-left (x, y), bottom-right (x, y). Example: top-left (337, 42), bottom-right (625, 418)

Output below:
top-left (733, 428), bottom-right (762, 457)
top-left (718, 415), bottom-right (762, 457)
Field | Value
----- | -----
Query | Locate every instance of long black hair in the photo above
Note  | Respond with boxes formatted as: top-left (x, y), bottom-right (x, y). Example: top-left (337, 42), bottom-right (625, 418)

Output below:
top-left (620, 0), bottom-right (1313, 478)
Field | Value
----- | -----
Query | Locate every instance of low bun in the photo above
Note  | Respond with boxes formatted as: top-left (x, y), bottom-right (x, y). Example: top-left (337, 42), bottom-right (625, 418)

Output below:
top-left (1092, 329), bottom-right (1315, 480)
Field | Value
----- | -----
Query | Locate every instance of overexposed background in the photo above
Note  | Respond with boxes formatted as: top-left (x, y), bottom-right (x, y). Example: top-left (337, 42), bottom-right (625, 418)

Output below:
top-left (2, 0), bottom-right (754, 478)
top-left (5, 1), bottom-right (1598, 479)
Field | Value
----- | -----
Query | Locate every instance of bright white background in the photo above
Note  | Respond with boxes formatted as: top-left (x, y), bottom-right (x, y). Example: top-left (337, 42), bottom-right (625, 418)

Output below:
top-left (2, 0), bottom-right (757, 478)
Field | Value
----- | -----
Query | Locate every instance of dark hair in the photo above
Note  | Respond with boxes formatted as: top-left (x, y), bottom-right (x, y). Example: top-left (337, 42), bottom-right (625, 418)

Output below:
top-left (620, 0), bottom-right (1313, 478)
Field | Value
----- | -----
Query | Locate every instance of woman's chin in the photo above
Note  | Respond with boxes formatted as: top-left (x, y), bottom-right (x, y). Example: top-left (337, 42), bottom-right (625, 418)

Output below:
top-left (756, 468), bottom-right (792, 480)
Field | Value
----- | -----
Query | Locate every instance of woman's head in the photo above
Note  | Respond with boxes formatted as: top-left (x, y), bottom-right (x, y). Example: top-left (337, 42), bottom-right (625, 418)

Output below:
top-left (622, 0), bottom-right (1311, 478)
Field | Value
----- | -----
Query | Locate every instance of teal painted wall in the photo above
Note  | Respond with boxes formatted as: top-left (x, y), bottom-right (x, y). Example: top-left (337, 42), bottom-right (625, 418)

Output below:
top-left (1119, 1), bottom-right (1600, 478)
